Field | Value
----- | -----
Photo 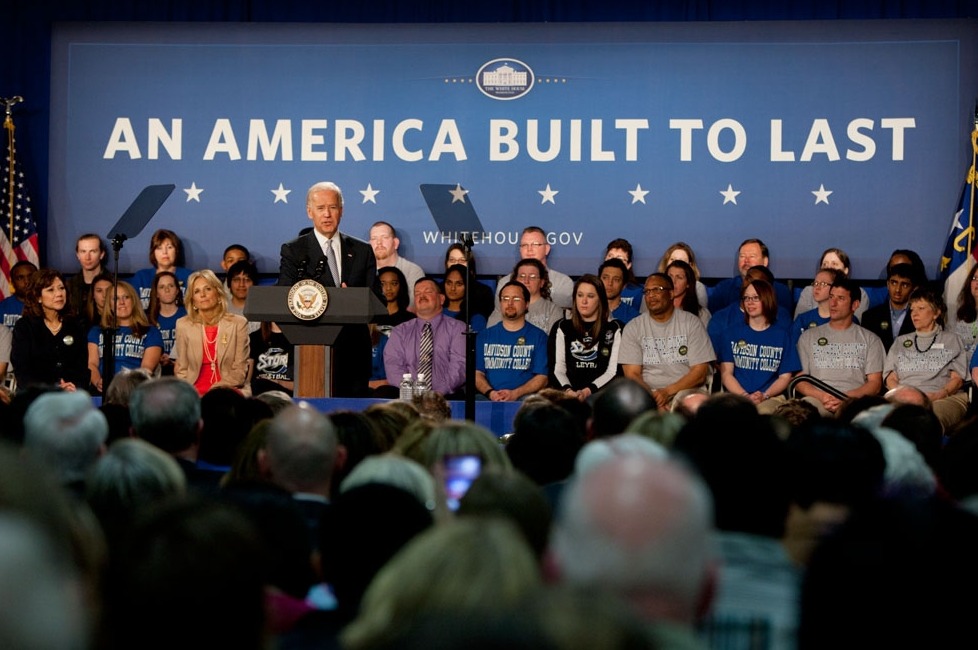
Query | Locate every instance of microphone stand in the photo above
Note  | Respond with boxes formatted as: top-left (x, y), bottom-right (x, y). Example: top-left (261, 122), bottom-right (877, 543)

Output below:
top-left (102, 234), bottom-right (126, 393)
top-left (460, 234), bottom-right (476, 421)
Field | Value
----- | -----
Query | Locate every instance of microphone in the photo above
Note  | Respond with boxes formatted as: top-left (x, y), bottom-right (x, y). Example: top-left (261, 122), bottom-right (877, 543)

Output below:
top-left (297, 258), bottom-right (310, 280)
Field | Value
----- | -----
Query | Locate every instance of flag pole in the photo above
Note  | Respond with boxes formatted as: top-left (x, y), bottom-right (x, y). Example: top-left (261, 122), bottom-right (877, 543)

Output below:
top-left (2, 96), bottom-right (23, 245)
top-left (968, 102), bottom-right (978, 263)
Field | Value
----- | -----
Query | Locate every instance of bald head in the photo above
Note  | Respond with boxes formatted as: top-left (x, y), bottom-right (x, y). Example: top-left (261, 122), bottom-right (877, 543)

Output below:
top-left (264, 405), bottom-right (339, 495)
top-left (550, 455), bottom-right (714, 623)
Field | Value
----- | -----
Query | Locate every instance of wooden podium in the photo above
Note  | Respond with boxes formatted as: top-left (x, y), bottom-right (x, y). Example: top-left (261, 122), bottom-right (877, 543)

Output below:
top-left (244, 286), bottom-right (386, 398)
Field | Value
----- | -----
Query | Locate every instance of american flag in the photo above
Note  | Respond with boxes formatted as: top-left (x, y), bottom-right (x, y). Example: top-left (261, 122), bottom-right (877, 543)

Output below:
top-left (0, 118), bottom-right (40, 300)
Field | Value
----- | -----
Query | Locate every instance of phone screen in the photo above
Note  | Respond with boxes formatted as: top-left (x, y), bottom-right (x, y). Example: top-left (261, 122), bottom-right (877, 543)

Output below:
top-left (443, 454), bottom-right (482, 512)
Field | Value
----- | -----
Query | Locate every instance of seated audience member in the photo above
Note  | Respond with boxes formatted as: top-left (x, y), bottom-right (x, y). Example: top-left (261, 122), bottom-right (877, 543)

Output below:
top-left (369, 221), bottom-right (424, 303)
top-left (411, 389), bottom-right (453, 422)
top-left (666, 259), bottom-right (710, 327)
top-left (250, 322), bottom-right (294, 396)
top-left (793, 247), bottom-right (870, 320)
top-left (880, 403), bottom-right (943, 471)
top-left (442, 263), bottom-right (487, 332)
top-left (549, 274), bottom-right (622, 401)
top-left (708, 265), bottom-right (793, 355)
top-left (505, 402), bottom-right (585, 487)
top-left (619, 273), bottom-right (715, 411)
top-left (488, 258), bottom-right (563, 335)
top-left (0, 260), bottom-right (36, 328)
top-left (444, 243), bottom-right (494, 320)
top-left (11, 268), bottom-right (90, 391)
top-left (771, 398), bottom-right (821, 430)
top-left (799, 496), bottom-right (978, 649)
top-left (672, 394), bottom-right (800, 649)
top-left (792, 268), bottom-right (842, 342)
top-left (781, 419), bottom-right (885, 566)
top-left (102, 498), bottom-right (267, 650)
top-left (225, 260), bottom-right (261, 334)
top-left (883, 287), bottom-right (968, 432)
top-left (717, 279), bottom-right (801, 414)
top-left (476, 281), bottom-right (549, 403)
top-left (385, 277), bottom-right (466, 398)
top-left (66, 233), bottom-right (107, 317)
top-left (861, 263), bottom-right (923, 352)
top-left (83, 272), bottom-right (114, 329)
top-left (948, 261), bottom-right (978, 363)
top-left (23, 390), bottom-right (108, 499)
top-left (219, 243), bottom-right (250, 281)
top-left (146, 270), bottom-right (187, 376)
top-left (587, 377), bottom-right (657, 439)
top-left (369, 266), bottom-right (415, 394)
top-left (707, 238), bottom-right (793, 314)
top-left (795, 278), bottom-right (885, 416)
top-left (130, 228), bottom-right (193, 309)
top-left (656, 240), bottom-right (709, 309)
top-left (129, 378), bottom-right (205, 486)
top-left (100, 368), bottom-right (153, 445)
top-left (341, 518), bottom-right (541, 650)
top-left (863, 248), bottom-right (928, 308)
top-left (599, 258), bottom-right (639, 324)
top-left (327, 409), bottom-right (388, 493)
top-left (87, 281), bottom-right (163, 394)
top-left (174, 269), bottom-right (250, 396)
top-left (496, 226), bottom-right (574, 310)
top-left (422, 420), bottom-right (512, 472)
top-left (605, 237), bottom-right (645, 310)
top-left (549, 453), bottom-right (716, 649)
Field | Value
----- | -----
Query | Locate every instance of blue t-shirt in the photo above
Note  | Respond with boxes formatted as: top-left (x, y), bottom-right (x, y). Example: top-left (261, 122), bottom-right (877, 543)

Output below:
top-left (718, 321), bottom-right (801, 394)
top-left (88, 324), bottom-right (164, 374)
top-left (475, 321), bottom-right (549, 391)
top-left (154, 307), bottom-right (188, 356)
top-left (0, 295), bottom-right (24, 328)
top-left (619, 283), bottom-right (644, 309)
top-left (611, 300), bottom-right (640, 325)
top-left (131, 267), bottom-right (192, 309)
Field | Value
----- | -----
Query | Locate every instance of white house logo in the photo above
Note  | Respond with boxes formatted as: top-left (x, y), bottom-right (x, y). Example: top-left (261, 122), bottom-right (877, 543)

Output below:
top-left (477, 58), bottom-right (534, 100)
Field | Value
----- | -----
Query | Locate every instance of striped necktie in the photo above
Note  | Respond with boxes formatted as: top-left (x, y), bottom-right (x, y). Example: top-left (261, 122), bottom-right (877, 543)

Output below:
top-left (323, 239), bottom-right (340, 287)
top-left (418, 321), bottom-right (433, 382)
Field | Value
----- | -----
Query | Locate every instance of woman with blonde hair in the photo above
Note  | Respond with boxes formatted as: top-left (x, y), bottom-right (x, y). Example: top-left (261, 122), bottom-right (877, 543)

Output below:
top-left (174, 269), bottom-right (250, 395)
top-left (87, 280), bottom-right (162, 393)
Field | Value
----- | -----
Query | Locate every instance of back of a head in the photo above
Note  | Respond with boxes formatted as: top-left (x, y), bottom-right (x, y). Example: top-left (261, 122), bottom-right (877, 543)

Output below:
top-left (329, 410), bottom-right (387, 487)
top-left (340, 454), bottom-right (435, 508)
top-left (423, 421), bottom-right (511, 471)
top-left (673, 394), bottom-right (790, 537)
top-left (103, 368), bottom-right (153, 406)
top-left (458, 468), bottom-right (553, 559)
top-left (199, 388), bottom-right (267, 467)
top-left (24, 390), bottom-right (108, 486)
top-left (880, 404), bottom-right (942, 469)
top-left (589, 378), bottom-right (656, 439)
top-left (265, 405), bottom-right (338, 493)
top-left (550, 454), bottom-right (714, 620)
top-left (507, 403), bottom-right (585, 486)
top-left (129, 378), bottom-right (201, 453)
top-left (800, 495), bottom-right (978, 648)
top-left (105, 498), bottom-right (266, 650)
top-left (343, 517), bottom-right (539, 650)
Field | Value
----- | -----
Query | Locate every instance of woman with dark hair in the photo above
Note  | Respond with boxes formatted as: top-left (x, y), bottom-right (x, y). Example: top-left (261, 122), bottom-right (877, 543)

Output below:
top-left (549, 274), bottom-right (622, 401)
top-left (444, 243), bottom-right (494, 319)
top-left (370, 266), bottom-right (416, 393)
top-left (11, 269), bottom-right (90, 391)
top-left (131, 228), bottom-right (193, 310)
top-left (441, 264), bottom-right (487, 333)
top-left (487, 258), bottom-right (563, 335)
top-left (666, 259), bottom-right (710, 327)
top-left (85, 272), bottom-right (115, 329)
top-left (147, 271), bottom-right (187, 375)
top-left (949, 262), bottom-right (978, 363)
top-left (885, 287), bottom-right (968, 432)
top-left (718, 279), bottom-right (800, 414)
top-left (655, 240), bottom-right (708, 308)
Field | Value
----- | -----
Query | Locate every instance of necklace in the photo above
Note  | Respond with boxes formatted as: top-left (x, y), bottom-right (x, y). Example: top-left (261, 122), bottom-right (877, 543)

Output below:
top-left (913, 330), bottom-right (937, 353)
top-left (202, 324), bottom-right (219, 384)
top-left (45, 319), bottom-right (63, 335)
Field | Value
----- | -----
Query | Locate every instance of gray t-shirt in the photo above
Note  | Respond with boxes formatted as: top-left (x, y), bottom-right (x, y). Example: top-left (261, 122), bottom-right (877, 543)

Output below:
top-left (496, 267), bottom-right (574, 310)
top-left (884, 329), bottom-right (968, 393)
top-left (797, 322), bottom-right (885, 393)
top-left (619, 309), bottom-right (716, 390)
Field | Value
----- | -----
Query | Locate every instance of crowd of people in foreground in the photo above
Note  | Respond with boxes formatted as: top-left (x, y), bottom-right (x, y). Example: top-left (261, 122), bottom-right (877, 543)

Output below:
top-left (1, 371), bottom-right (978, 649)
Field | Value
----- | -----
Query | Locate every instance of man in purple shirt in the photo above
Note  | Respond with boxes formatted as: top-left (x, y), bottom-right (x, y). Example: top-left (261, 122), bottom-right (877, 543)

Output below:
top-left (384, 277), bottom-right (467, 397)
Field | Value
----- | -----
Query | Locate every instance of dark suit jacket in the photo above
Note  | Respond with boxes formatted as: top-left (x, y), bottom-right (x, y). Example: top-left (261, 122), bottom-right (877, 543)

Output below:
top-left (277, 231), bottom-right (376, 288)
top-left (277, 230), bottom-right (377, 396)
top-left (861, 303), bottom-right (914, 352)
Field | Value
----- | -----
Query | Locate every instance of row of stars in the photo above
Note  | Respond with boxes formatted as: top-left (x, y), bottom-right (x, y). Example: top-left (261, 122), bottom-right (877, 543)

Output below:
top-left (182, 181), bottom-right (834, 206)
top-left (443, 77), bottom-right (567, 84)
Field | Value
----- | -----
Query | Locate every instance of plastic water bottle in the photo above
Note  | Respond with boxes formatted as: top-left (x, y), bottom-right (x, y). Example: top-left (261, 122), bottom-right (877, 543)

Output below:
top-left (399, 373), bottom-right (414, 401)
top-left (414, 372), bottom-right (430, 397)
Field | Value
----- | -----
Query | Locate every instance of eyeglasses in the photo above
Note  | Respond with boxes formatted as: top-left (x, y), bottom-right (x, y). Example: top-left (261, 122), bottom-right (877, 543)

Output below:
top-left (812, 281), bottom-right (831, 288)
top-left (519, 242), bottom-right (546, 249)
top-left (447, 257), bottom-right (467, 265)
top-left (500, 296), bottom-right (524, 303)
top-left (517, 273), bottom-right (540, 281)
top-left (643, 286), bottom-right (670, 295)
top-left (742, 295), bottom-right (761, 303)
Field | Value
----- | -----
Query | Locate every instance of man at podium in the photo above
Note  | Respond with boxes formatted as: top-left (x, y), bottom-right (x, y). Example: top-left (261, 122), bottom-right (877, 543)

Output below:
top-left (278, 181), bottom-right (376, 396)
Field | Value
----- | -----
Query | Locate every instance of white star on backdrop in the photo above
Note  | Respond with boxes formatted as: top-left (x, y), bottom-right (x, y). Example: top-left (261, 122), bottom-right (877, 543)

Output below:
top-left (538, 183), bottom-right (559, 205)
top-left (183, 182), bottom-right (203, 202)
top-left (812, 184), bottom-right (833, 205)
top-left (271, 183), bottom-right (291, 204)
top-left (628, 184), bottom-right (650, 205)
top-left (720, 184), bottom-right (740, 205)
top-left (359, 183), bottom-right (379, 204)
top-left (449, 183), bottom-right (469, 204)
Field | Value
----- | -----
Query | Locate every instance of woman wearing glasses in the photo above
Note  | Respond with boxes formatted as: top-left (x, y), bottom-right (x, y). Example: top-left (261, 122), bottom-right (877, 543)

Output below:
top-left (793, 247), bottom-right (870, 320)
top-left (549, 274), bottom-right (622, 401)
top-left (487, 258), bottom-right (563, 335)
top-left (718, 279), bottom-right (800, 414)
